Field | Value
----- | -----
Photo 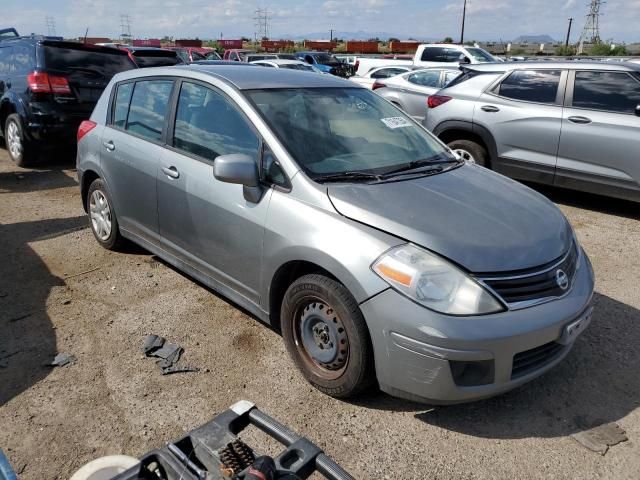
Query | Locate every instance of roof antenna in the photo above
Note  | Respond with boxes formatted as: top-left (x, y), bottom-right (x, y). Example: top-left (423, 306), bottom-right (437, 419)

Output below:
top-left (83, 28), bottom-right (89, 43)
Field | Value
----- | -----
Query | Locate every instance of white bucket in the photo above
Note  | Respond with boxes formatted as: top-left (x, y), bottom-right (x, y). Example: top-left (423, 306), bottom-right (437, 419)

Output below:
top-left (69, 455), bottom-right (139, 480)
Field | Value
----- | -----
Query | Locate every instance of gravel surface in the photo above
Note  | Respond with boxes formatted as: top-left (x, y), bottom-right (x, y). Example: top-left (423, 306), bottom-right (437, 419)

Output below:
top-left (1, 149), bottom-right (639, 479)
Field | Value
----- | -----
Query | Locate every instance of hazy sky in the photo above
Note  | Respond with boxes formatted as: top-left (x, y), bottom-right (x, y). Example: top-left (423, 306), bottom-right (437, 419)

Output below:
top-left (4, 0), bottom-right (639, 42)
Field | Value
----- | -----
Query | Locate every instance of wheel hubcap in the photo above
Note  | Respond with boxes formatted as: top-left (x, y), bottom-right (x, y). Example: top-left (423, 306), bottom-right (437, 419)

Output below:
top-left (453, 148), bottom-right (476, 164)
top-left (89, 190), bottom-right (112, 241)
top-left (6, 121), bottom-right (22, 159)
top-left (296, 301), bottom-right (349, 378)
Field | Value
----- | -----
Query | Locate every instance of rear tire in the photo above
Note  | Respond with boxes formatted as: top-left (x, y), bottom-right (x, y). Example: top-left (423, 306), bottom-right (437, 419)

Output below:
top-left (447, 139), bottom-right (488, 167)
top-left (87, 178), bottom-right (123, 250)
top-left (281, 274), bottom-right (375, 398)
top-left (5, 114), bottom-right (39, 167)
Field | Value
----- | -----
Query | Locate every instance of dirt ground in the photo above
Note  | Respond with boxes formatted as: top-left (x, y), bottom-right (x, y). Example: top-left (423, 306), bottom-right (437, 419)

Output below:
top-left (1, 148), bottom-right (639, 480)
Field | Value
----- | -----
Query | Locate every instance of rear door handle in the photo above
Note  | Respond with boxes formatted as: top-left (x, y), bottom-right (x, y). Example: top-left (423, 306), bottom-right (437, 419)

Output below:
top-left (103, 140), bottom-right (115, 151)
top-left (568, 116), bottom-right (592, 124)
top-left (162, 166), bottom-right (180, 179)
top-left (481, 105), bottom-right (500, 113)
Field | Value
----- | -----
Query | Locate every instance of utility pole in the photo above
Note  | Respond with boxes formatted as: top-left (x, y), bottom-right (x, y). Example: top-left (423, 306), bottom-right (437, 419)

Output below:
top-left (330, 29), bottom-right (333, 43)
top-left (45, 16), bottom-right (56, 37)
top-left (460, 0), bottom-right (467, 45)
top-left (565, 18), bottom-right (573, 47)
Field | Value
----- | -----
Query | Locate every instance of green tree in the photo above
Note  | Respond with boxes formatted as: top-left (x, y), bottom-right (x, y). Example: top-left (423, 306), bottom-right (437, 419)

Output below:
top-left (555, 45), bottom-right (576, 56)
top-left (588, 43), bottom-right (628, 56)
top-left (443, 37), bottom-right (454, 44)
top-left (388, 37), bottom-right (400, 43)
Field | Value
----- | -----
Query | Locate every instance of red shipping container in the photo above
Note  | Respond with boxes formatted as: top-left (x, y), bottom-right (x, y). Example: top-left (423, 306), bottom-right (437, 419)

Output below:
top-left (132, 38), bottom-right (162, 47)
top-left (345, 41), bottom-right (379, 54)
top-left (304, 41), bottom-right (338, 51)
top-left (219, 39), bottom-right (244, 49)
top-left (389, 41), bottom-right (420, 53)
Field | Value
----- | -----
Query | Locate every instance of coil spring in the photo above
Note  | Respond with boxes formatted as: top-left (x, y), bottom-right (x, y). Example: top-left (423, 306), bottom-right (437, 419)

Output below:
top-left (218, 439), bottom-right (255, 475)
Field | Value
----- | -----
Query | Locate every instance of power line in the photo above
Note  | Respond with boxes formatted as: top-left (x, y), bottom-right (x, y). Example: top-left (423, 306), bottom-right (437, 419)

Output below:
top-left (253, 8), bottom-right (270, 41)
top-left (45, 16), bottom-right (56, 37)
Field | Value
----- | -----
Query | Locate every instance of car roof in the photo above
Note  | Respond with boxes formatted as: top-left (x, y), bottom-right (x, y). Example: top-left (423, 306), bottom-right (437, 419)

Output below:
top-left (253, 59), bottom-right (308, 66)
top-left (191, 60), bottom-right (257, 66)
top-left (117, 64), bottom-right (353, 89)
top-left (465, 61), bottom-right (640, 73)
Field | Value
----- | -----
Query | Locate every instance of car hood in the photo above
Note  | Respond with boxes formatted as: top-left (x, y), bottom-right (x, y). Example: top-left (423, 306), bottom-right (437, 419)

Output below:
top-left (327, 165), bottom-right (572, 273)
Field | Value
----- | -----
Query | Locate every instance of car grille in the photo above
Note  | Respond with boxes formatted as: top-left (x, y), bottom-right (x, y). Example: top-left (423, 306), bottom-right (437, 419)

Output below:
top-left (511, 341), bottom-right (565, 379)
top-left (479, 242), bottom-right (579, 308)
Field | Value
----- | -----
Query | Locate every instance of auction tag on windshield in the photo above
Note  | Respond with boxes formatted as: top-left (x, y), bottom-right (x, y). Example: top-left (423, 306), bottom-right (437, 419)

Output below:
top-left (380, 117), bottom-right (413, 129)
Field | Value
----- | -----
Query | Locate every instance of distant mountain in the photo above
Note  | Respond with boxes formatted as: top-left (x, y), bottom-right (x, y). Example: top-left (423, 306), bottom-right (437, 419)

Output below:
top-left (276, 31), bottom-right (437, 42)
top-left (512, 35), bottom-right (556, 44)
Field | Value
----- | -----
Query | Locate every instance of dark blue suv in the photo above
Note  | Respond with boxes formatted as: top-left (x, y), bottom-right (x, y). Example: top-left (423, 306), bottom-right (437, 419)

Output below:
top-left (0, 35), bottom-right (135, 166)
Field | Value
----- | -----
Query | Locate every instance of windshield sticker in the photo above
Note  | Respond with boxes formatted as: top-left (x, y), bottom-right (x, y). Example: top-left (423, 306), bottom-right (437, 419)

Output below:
top-left (380, 117), bottom-right (413, 129)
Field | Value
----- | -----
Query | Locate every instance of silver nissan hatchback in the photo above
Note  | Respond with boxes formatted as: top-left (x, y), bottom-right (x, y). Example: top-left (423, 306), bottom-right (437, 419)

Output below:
top-left (77, 66), bottom-right (595, 404)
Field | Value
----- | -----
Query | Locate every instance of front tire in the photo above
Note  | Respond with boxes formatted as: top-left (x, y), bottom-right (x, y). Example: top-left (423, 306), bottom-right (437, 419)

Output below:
top-left (5, 114), bottom-right (38, 167)
top-left (447, 139), bottom-right (488, 167)
top-left (87, 178), bottom-right (123, 250)
top-left (281, 274), bottom-right (375, 398)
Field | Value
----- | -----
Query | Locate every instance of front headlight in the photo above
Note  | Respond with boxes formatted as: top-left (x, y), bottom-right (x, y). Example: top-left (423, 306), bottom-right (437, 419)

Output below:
top-left (372, 244), bottom-right (504, 315)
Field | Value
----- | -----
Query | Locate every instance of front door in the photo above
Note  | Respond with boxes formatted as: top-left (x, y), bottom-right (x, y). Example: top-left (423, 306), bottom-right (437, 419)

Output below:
top-left (100, 78), bottom-right (174, 241)
top-left (556, 70), bottom-right (640, 199)
top-left (157, 80), bottom-right (271, 304)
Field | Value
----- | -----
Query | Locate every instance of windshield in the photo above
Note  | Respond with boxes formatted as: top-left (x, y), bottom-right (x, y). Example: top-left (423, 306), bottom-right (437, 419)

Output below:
top-left (245, 88), bottom-right (451, 179)
top-left (466, 48), bottom-right (496, 63)
top-left (132, 52), bottom-right (180, 67)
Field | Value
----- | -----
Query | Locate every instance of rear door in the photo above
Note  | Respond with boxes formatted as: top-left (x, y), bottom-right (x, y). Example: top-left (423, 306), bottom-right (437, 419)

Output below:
top-left (474, 69), bottom-right (566, 184)
top-left (556, 70), bottom-right (640, 199)
top-left (100, 78), bottom-right (175, 241)
top-left (41, 42), bottom-right (135, 120)
top-left (397, 69), bottom-right (445, 120)
top-left (157, 80), bottom-right (270, 304)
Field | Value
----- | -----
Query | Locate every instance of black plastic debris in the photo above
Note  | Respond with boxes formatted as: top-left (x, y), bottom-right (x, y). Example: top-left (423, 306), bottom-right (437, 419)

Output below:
top-left (571, 422), bottom-right (628, 455)
top-left (49, 353), bottom-right (77, 367)
top-left (142, 335), bottom-right (199, 375)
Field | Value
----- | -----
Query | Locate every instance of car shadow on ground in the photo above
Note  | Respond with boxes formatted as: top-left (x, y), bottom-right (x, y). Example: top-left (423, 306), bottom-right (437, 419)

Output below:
top-left (529, 184), bottom-right (640, 221)
top-left (0, 215), bottom-right (87, 407)
top-left (412, 292), bottom-right (640, 438)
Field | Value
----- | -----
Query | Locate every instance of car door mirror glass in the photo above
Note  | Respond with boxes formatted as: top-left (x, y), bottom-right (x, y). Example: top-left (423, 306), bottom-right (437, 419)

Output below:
top-left (213, 153), bottom-right (259, 187)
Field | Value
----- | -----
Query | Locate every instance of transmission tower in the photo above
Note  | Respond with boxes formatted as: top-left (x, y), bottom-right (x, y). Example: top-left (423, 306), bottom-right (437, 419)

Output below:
top-left (578, 0), bottom-right (604, 45)
top-left (253, 8), bottom-right (270, 41)
top-left (45, 16), bottom-right (56, 36)
top-left (120, 14), bottom-right (133, 43)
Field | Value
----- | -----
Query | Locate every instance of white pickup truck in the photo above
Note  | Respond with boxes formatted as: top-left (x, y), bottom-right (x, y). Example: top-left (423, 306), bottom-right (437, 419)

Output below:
top-left (353, 43), bottom-right (497, 76)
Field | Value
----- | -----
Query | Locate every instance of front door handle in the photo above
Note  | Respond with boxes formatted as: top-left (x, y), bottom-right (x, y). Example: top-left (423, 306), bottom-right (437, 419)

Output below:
top-left (103, 140), bottom-right (115, 151)
top-left (481, 105), bottom-right (500, 113)
top-left (162, 166), bottom-right (180, 179)
top-left (568, 116), bottom-right (592, 125)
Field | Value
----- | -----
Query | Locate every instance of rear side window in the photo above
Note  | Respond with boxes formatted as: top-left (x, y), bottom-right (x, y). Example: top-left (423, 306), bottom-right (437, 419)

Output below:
top-left (10, 44), bottom-right (35, 74)
top-left (408, 70), bottom-right (441, 87)
top-left (0, 46), bottom-right (12, 75)
top-left (572, 71), bottom-right (640, 114)
top-left (498, 70), bottom-right (561, 104)
top-left (125, 80), bottom-right (173, 141)
top-left (443, 70), bottom-right (461, 86)
top-left (112, 82), bottom-right (134, 127)
top-left (172, 81), bottom-right (259, 160)
top-left (42, 45), bottom-right (134, 77)
top-left (420, 47), bottom-right (461, 63)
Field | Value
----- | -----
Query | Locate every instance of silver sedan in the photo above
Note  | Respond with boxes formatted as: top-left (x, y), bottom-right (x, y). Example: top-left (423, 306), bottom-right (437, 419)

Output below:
top-left (375, 67), bottom-right (461, 121)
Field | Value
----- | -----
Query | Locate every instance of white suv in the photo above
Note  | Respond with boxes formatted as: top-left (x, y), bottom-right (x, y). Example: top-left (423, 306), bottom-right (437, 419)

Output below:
top-left (413, 44), bottom-right (497, 68)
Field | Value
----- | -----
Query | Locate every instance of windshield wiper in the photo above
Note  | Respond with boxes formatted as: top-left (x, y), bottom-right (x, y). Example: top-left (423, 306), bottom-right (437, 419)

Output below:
top-left (381, 157), bottom-right (461, 177)
top-left (313, 171), bottom-right (383, 183)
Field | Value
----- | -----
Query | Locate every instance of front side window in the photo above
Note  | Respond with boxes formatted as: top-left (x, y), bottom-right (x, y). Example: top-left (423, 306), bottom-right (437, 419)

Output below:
top-left (246, 88), bottom-right (450, 178)
top-left (498, 70), bottom-right (561, 104)
top-left (572, 71), bottom-right (640, 114)
top-left (125, 80), bottom-right (173, 141)
top-left (465, 48), bottom-right (496, 63)
top-left (173, 81), bottom-right (259, 160)
top-left (407, 70), bottom-right (441, 87)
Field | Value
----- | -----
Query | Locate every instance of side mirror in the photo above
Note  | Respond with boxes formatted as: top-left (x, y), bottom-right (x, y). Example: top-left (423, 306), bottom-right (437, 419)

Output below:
top-left (459, 54), bottom-right (471, 64)
top-left (636, 104), bottom-right (640, 117)
top-left (213, 154), bottom-right (263, 202)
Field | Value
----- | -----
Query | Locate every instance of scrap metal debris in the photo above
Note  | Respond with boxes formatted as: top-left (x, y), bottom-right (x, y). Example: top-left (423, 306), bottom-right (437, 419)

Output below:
top-left (49, 353), bottom-right (77, 367)
top-left (571, 422), bottom-right (628, 455)
top-left (142, 335), bottom-right (199, 375)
